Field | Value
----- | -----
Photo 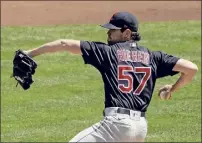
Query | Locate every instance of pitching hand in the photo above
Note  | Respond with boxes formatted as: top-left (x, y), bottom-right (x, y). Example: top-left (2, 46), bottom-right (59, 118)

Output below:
top-left (158, 84), bottom-right (173, 100)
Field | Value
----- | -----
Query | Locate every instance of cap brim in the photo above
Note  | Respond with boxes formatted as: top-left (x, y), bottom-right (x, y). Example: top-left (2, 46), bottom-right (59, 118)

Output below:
top-left (100, 23), bottom-right (121, 30)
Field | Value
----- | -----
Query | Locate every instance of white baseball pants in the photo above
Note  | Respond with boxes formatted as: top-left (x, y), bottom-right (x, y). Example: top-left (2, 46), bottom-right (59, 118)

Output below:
top-left (69, 107), bottom-right (148, 142)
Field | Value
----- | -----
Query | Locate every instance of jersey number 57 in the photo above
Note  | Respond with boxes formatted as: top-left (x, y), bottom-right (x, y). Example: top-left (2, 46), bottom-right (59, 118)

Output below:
top-left (118, 65), bottom-right (151, 95)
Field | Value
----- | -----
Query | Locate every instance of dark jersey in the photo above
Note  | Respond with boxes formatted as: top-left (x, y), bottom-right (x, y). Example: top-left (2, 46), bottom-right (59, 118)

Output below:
top-left (80, 40), bottom-right (179, 112)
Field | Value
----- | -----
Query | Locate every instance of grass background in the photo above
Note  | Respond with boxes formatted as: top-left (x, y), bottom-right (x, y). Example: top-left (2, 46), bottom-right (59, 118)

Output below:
top-left (1, 21), bottom-right (201, 142)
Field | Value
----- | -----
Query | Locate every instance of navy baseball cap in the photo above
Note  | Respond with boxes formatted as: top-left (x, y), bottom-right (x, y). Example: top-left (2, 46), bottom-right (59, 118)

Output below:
top-left (101, 12), bottom-right (139, 32)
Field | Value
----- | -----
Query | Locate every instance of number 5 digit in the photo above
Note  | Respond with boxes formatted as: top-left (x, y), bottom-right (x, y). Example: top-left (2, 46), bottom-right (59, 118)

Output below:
top-left (118, 65), bottom-right (134, 93)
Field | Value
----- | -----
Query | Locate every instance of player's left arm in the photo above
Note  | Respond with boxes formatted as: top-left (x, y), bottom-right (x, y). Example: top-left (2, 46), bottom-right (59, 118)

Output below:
top-left (25, 39), bottom-right (82, 57)
top-left (25, 39), bottom-right (109, 70)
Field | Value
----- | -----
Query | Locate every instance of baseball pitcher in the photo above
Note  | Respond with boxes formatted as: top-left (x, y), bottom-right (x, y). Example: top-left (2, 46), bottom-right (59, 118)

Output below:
top-left (12, 12), bottom-right (198, 142)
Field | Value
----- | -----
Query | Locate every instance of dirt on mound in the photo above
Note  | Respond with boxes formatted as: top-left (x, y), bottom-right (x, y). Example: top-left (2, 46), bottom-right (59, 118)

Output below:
top-left (1, 1), bottom-right (201, 26)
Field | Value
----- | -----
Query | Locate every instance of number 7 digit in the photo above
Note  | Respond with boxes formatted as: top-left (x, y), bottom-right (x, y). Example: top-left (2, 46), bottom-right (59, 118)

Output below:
top-left (133, 67), bottom-right (151, 95)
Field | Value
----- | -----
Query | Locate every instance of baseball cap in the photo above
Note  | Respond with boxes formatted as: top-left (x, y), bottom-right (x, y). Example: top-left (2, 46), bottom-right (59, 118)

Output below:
top-left (101, 12), bottom-right (139, 32)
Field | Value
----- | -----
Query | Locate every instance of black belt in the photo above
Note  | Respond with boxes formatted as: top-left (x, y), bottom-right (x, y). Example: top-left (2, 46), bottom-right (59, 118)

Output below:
top-left (103, 107), bottom-right (146, 117)
top-left (117, 108), bottom-right (145, 117)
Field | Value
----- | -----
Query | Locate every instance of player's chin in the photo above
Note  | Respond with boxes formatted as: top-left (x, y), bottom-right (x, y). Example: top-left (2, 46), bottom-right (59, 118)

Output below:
top-left (107, 40), bottom-right (115, 45)
top-left (107, 38), bottom-right (116, 44)
top-left (107, 38), bottom-right (111, 43)
top-left (107, 37), bottom-right (111, 41)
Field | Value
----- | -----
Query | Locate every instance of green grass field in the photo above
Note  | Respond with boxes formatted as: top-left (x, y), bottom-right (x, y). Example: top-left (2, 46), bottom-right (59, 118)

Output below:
top-left (1, 21), bottom-right (201, 142)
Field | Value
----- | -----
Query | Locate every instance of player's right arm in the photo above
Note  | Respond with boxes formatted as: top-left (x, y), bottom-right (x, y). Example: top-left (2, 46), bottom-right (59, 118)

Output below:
top-left (153, 51), bottom-right (198, 94)
top-left (170, 59), bottom-right (198, 93)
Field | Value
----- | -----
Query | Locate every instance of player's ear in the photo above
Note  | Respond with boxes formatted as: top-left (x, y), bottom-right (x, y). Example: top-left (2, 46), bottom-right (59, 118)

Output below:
top-left (123, 29), bottom-right (132, 40)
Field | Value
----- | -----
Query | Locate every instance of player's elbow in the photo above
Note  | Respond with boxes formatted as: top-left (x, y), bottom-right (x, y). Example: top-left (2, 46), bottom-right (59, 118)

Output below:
top-left (182, 62), bottom-right (198, 78)
top-left (58, 39), bottom-right (81, 55)
top-left (174, 59), bottom-right (198, 76)
top-left (58, 39), bottom-right (69, 49)
top-left (180, 63), bottom-right (198, 83)
top-left (188, 63), bottom-right (198, 75)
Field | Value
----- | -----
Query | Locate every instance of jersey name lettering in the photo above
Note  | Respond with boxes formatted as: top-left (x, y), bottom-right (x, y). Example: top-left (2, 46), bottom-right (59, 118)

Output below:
top-left (117, 49), bottom-right (149, 64)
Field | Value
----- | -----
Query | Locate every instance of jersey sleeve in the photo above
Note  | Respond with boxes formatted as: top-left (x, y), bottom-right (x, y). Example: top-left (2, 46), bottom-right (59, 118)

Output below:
top-left (152, 51), bottom-right (180, 78)
top-left (80, 41), bottom-right (110, 69)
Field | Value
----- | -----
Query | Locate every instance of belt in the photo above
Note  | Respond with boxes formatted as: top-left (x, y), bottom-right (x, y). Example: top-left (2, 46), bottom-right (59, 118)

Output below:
top-left (103, 107), bottom-right (145, 117)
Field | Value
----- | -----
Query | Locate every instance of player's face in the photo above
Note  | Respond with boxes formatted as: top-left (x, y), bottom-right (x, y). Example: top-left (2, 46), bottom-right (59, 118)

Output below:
top-left (107, 29), bottom-right (131, 44)
top-left (107, 29), bottom-right (124, 43)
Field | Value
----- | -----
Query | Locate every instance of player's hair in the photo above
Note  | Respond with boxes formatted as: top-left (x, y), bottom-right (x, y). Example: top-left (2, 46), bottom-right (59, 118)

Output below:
top-left (121, 28), bottom-right (141, 42)
top-left (131, 32), bottom-right (141, 42)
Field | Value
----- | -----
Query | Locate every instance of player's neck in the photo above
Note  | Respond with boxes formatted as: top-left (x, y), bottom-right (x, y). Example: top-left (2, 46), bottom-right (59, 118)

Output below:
top-left (108, 40), bottom-right (134, 45)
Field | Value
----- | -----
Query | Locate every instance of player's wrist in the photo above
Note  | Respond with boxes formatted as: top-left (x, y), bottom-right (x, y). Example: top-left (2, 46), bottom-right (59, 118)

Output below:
top-left (23, 50), bottom-right (33, 57)
top-left (169, 84), bottom-right (176, 93)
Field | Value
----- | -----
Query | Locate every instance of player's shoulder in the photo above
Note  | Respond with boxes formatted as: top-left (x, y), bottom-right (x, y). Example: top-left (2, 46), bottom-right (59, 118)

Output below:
top-left (138, 44), bottom-right (149, 50)
top-left (88, 41), bottom-right (106, 45)
top-left (80, 40), bottom-right (110, 50)
top-left (92, 41), bottom-right (111, 49)
top-left (135, 44), bottom-right (163, 55)
top-left (136, 45), bottom-right (163, 60)
top-left (136, 44), bottom-right (151, 53)
top-left (137, 44), bottom-right (165, 57)
top-left (150, 50), bottom-right (168, 58)
top-left (93, 41), bottom-right (107, 44)
top-left (82, 41), bottom-right (107, 45)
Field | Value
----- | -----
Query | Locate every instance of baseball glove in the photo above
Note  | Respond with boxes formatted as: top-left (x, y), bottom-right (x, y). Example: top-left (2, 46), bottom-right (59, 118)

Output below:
top-left (11, 50), bottom-right (37, 90)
